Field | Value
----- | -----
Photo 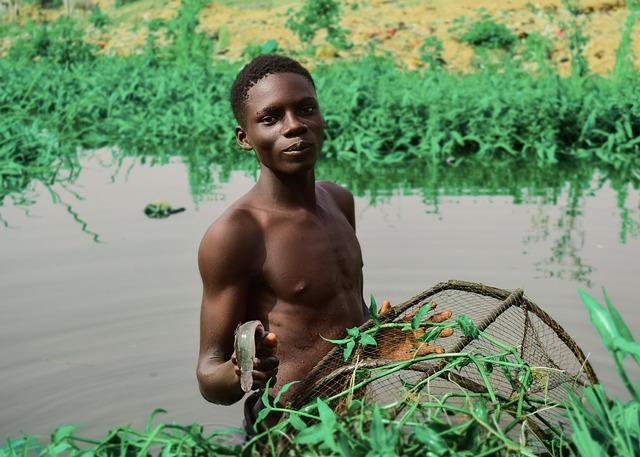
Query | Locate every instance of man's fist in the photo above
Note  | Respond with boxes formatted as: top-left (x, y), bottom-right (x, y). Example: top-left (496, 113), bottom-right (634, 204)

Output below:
top-left (231, 331), bottom-right (279, 390)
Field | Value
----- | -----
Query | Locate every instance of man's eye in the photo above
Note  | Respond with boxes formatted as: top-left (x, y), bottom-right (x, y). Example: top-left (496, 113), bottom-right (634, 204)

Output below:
top-left (301, 106), bottom-right (315, 114)
top-left (261, 116), bottom-right (276, 124)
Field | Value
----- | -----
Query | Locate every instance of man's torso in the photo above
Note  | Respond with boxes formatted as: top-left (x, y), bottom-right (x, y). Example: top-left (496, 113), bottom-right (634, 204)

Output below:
top-left (226, 182), bottom-right (366, 394)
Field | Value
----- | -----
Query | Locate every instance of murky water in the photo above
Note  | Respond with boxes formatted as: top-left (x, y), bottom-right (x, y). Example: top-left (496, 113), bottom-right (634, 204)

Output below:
top-left (1, 151), bottom-right (639, 439)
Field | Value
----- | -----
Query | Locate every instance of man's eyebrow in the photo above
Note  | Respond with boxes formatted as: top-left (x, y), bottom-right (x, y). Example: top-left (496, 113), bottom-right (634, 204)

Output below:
top-left (254, 97), bottom-right (318, 117)
top-left (255, 106), bottom-right (280, 118)
top-left (297, 96), bottom-right (318, 104)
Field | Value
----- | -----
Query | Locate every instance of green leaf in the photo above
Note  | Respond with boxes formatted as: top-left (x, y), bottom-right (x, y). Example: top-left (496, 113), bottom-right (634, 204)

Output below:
top-left (369, 405), bottom-right (386, 449)
top-left (260, 39), bottom-right (278, 54)
top-left (294, 424), bottom-right (325, 445)
top-left (417, 326), bottom-right (443, 343)
top-left (254, 408), bottom-right (270, 430)
top-left (316, 398), bottom-right (339, 451)
top-left (316, 398), bottom-right (336, 427)
top-left (347, 327), bottom-right (360, 338)
top-left (144, 408), bottom-right (167, 433)
top-left (622, 402), bottom-right (639, 433)
top-left (274, 380), bottom-right (299, 405)
top-left (260, 378), bottom-right (273, 410)
top-left (321, 335), bottom-right (351, 345)
top-left (336, 434), bottom-right (353, 457)
top-left (518, 369), bottom-right (533, 391)
top-left (51, 425), bottom-right (78, 443)
top-left (457, 315), bottom-right (479, 339)
top-left (288, 413), bottom-right (307, 432)
top-left (411, 303), bottom-right (431, 330)
top-left (369, 294), bottom-right (380, 326)
top-left (613, 338), bottom-right (640, 356)
top-left (51, 442), bottom-right (72, 455)
top-left (579, 288), bottom-right (619, 351)
top-left (603, 288), bottom-right (640, 365)
top-left (343, 339), bottom-right (356, 361)
top-left (359, 333), bottom-right (377, 347)
top-left (473, 399), bottom-right (488, 423)
top-left (413, 426), bottom-right (448, 454)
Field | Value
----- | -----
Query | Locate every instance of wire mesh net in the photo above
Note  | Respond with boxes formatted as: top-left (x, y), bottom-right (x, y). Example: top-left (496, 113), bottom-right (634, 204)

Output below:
top-left (278, 280), bottom-right (597, 452)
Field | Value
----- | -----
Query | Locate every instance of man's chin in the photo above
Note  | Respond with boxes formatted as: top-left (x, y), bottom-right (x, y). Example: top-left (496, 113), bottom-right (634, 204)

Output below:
top-left (277, 154), bottom-right (318, 173)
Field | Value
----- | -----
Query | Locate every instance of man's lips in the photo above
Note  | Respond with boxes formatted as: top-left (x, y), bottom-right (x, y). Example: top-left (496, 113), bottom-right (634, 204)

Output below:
top-left (282, 141), bottom-right (313, 153)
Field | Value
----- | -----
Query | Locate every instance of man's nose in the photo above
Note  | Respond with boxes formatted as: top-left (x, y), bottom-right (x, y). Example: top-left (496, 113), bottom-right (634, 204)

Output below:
top-left (282, 111), bottom-right (307, 136)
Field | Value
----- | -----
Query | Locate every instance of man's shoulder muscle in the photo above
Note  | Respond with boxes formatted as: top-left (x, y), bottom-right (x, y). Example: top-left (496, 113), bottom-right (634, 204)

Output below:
top-left (317, 180), bottom-right (355, 228)
top-left (198, 206), bottom-right (263, 286)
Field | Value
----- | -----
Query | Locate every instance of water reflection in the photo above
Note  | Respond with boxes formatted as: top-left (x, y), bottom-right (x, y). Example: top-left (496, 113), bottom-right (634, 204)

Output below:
top-left (2, 150), bottom-right (639, 287)
top-left (1, 151), bottom-right (639, 437)
top-left (182, 155), bottom-right (638, 286)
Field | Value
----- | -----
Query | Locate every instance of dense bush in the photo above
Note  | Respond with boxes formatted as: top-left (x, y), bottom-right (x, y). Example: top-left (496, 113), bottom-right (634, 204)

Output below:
top-left (458, 19), bottom-right (517, 50)
top-left (7, 17), bottom-right (97, 65)
top-left (2, 55), bottom-right (640, 207)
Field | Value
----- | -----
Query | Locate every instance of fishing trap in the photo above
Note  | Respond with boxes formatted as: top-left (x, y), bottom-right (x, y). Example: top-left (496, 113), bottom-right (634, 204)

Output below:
top-left (281, 280), bottom-right (598, 452)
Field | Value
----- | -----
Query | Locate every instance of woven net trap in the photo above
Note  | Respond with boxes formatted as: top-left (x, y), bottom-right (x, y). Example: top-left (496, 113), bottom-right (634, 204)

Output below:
top-left (270, 280), bottom-right (598, 454)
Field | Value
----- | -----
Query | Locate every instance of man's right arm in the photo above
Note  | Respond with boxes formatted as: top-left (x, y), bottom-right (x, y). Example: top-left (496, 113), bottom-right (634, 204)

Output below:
top-left (195, 210), bottom-right (262, 405)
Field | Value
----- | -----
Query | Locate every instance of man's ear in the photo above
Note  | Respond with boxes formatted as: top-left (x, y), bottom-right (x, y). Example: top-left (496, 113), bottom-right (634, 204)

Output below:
top-left (235, 125), bottom-right (253, 150)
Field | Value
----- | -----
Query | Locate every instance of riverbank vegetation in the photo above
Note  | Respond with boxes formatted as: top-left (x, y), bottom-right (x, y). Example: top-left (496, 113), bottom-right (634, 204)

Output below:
top-left (1, 290), bottom-right (638, 456)
top-left (2, 0), bottom-right (640, 211)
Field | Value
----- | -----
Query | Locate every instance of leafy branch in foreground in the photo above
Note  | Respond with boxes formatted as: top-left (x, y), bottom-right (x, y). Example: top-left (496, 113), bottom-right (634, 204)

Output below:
top-left (567, 289), bottom-right (640, 457)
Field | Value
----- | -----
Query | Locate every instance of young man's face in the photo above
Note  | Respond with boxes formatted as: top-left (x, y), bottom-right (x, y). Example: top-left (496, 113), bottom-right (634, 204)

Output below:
top-left (236, 72), bottom-right (324, 174)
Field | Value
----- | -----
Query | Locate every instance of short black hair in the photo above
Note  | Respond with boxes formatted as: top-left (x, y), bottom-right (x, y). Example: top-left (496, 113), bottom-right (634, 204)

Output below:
top-left (230, 54), bottom-right (316, 126)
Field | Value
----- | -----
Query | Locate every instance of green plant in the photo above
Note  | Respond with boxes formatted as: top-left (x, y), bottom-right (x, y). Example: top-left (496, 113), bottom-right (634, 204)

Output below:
top-left (520, 32), bottom-right (554, 74)
top-left (559, 0), bottom-right (589, 77)
top-left (459, 19), bottom-right (517, 50)
top-left (114, 0), bottom-right (142, 7)
top-left (241, 39), bottom-right (279, 60)
top-left (566, 290), bottom-right (640, 456)
top-left (22, 0), bottom-right (63, 7)
top-left (163, 0), bottom-right (212, 65)
top-left (418, 36), bottom-right (445, 69)
top-left (613, 0), bottom-right (640, 83)
top-left (89, 5), bottom-right (111, 29)
top-left (215, 24), bottom-right (230, 54)
top-left (1, 291), bottom-right (639, 455)
top-left (7, 17), bottom-right (97, 65)
top-left (286, 0), bottom-right (351, 50)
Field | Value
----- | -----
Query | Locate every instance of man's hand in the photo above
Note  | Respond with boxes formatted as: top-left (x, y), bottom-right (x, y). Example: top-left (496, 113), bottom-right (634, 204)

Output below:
top-left (380, 299), bottom-right (454, 357)
top-left (231, 331), bottom-right (280, 390)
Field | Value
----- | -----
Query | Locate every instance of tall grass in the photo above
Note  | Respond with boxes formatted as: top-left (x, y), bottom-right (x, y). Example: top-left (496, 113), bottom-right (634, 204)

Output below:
top-left (2, 56), bottom-right (640, 200)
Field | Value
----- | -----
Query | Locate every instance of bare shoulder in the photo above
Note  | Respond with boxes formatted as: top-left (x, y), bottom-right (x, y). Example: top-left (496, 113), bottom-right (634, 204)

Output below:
top-left (317, 180), bottom-right (355, 228)
top-left (198, 205), bottom-right (263, 284)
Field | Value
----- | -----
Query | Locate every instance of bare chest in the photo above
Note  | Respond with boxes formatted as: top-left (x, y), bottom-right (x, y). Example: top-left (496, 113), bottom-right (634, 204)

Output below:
top-left (260, 211), bottom-right (362, 305)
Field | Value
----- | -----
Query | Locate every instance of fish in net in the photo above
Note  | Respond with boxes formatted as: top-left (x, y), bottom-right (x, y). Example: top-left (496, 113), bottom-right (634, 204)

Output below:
top-left (266, 280), bottom-right (597, 454)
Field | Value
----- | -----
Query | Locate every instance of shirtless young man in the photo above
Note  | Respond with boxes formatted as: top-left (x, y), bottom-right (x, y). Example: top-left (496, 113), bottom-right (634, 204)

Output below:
top-left (196, 55), bottom-right (448, 432)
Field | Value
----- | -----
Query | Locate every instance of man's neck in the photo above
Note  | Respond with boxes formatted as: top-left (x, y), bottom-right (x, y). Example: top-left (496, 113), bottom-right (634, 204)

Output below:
top-left (255, 166), bottom-right (317, 211)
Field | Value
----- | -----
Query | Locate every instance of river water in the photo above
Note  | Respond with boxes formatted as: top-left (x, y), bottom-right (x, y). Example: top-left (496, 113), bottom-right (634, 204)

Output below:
top-left (1, 151), bottom-right (639, 439)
